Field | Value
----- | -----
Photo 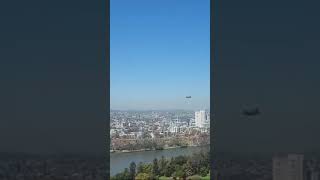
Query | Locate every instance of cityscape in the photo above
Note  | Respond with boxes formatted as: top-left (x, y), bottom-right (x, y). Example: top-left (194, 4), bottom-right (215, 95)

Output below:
top-left (110, 0), bottom-right (211, 178)
top-left (1, 0), bottom-right (318, 179)
top-left (110, 110), bottom-right (210, 152)
top-left (110, 110), bottom-right (211, 179)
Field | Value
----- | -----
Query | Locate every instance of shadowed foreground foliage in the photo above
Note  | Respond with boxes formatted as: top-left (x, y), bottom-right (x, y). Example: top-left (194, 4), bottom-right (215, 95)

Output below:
top-left (111, 151), bottom-right (210, 180)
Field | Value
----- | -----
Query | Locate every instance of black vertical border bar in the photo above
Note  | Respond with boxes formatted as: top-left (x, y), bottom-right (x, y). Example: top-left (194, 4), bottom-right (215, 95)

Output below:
top-left (210, 0), bottom-right (215, 179)
top-left (104, 0), bottom-right (110, 178)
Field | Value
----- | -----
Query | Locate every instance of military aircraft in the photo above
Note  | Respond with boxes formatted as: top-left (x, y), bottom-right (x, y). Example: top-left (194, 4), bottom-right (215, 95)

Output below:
top-left (242, 107), bottom-right (260, 116)
top-left (186, 96), bottom-right (192, 98)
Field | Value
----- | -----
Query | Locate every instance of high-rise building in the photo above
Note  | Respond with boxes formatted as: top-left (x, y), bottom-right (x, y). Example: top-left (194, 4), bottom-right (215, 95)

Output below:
top-left (205, 111), bottom-right (210, 128)
top-left (195, 110), bottom-right (206, 128)
top-left (273, 154), bottom-right (304, 180)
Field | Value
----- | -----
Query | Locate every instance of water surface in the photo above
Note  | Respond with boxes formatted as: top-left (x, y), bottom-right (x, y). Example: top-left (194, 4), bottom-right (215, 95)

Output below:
top-left (110, 146), bottom-right (209, 176)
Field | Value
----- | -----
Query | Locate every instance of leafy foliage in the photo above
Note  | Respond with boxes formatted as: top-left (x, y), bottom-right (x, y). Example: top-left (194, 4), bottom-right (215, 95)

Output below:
top-left (130, 162), bottom-right (137, 179)
top-left (111, 151), bottom-right (210, 179)
top-left (135, 173), bottom-right (152, 180)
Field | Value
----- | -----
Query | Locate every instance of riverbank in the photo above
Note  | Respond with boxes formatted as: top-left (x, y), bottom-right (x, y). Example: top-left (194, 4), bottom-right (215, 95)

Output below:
top-left (110, 144), bottom-right (208, 153)
top-left (110, 145), bottom-right (210, 176)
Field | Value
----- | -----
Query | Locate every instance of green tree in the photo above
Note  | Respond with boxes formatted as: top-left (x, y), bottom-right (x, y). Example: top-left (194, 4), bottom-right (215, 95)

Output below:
top-left (164, 162), bottom-right (174, 177)
top-left (159, 156), bottom-right (167, 176)
top-left (113, 168), bottom-right (131, 180)
top-left (150, 173), bottom-right (160, 180)
top-left (135, 173), bottom-right (151, 180)
top-left (152, 158), bottom-right (160, 176)
top-left (184, 160), bottom-right (194, 177)
top-left (198, 152), bottom-right (209, 171)
top-left (199, 166), bottom-right (208, 177)
top-left (190, 155), bottom-right (201, 174)
top-left (142, 163), bottom-right (153, 174)
top-left (123, 168), bottom-right (131, 179)
top-left (174, 155), bottom-right (187, 166)
top-left (137, 162), bottom-right (144, 174)
top-left (114, 151), bottom-right (210, 180)
top-left (175, 165), bottom-right (186, 179)
top-left (130, 161), bottom-right (137, 179)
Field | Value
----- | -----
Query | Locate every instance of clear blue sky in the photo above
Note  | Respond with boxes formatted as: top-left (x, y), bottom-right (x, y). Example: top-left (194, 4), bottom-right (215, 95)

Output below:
top-left (110, 0), bottom-right (210, 110)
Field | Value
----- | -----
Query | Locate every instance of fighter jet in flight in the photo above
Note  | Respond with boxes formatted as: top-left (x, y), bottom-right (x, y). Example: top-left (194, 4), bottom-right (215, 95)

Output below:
top-left (186, 96), bottom-right (192, 98)
top-left (242, 107), bottom-right (260, 116)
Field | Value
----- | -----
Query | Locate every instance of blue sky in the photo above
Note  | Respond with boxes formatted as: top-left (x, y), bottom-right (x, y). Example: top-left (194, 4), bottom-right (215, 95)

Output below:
top-left (110, 0), bottom-right (210, 110)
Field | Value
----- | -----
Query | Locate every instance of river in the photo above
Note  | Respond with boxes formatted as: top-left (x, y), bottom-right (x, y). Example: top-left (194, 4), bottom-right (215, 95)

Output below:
top-left (110, 145), bottom-right (209, 176)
